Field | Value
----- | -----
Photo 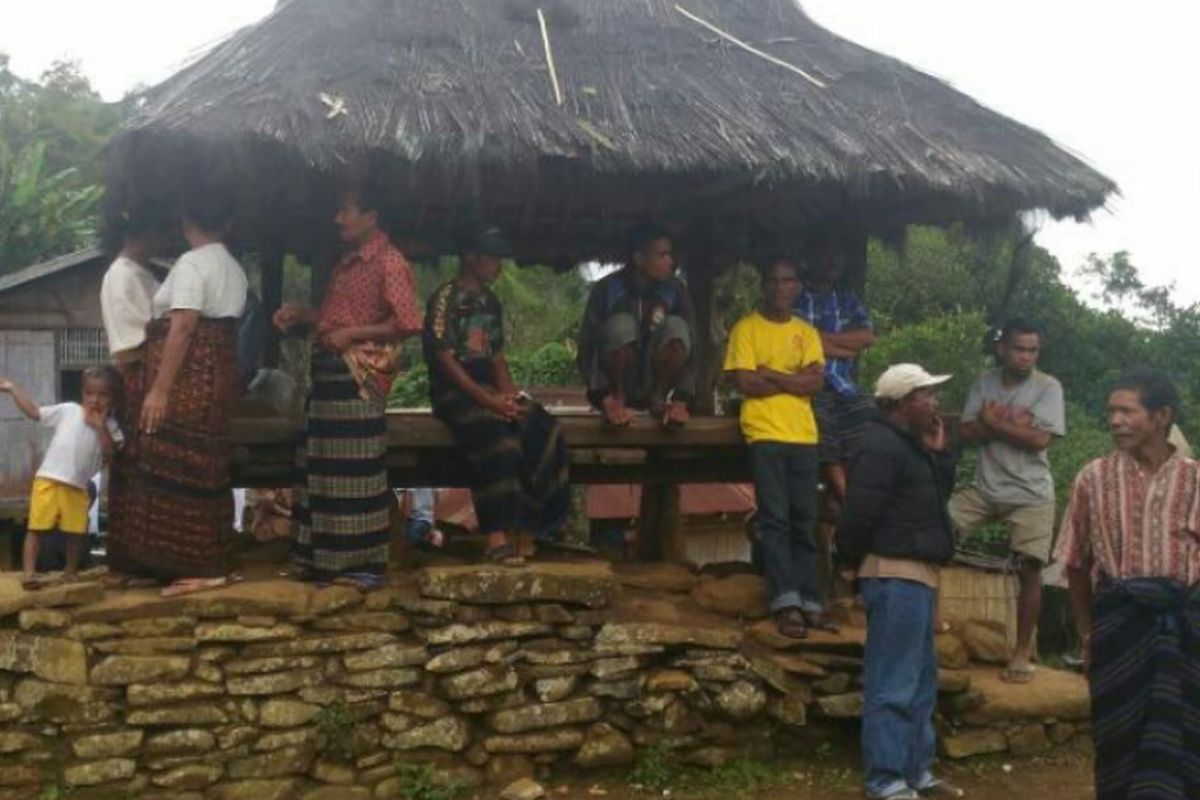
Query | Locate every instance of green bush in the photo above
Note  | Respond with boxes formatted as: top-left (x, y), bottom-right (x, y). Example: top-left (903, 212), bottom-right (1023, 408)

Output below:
top-left (859, 310), bottom-right (991, 413)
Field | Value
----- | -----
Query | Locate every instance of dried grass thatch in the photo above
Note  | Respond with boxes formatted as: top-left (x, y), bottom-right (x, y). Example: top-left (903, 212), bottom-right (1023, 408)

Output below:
top-left (111, 0), bottom-right (1116, 261)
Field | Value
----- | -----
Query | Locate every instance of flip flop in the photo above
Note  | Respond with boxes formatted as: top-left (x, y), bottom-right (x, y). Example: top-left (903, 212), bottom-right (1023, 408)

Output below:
top-left (804, 610), bottom-right (841, 634)
top-left (485, 542), bottom-right (525, 567)
top-left (331, 573), bottom-right (386, 591)
top-left (160, 577), bottom-right (228, 598)
top-left (1000, 663), bottom-right (1037, 684)
top-left (773, 608), bottom-right (808, 639)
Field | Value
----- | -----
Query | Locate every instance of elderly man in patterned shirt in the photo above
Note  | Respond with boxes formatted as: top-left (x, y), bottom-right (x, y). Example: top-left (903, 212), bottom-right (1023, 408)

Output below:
top-left (1057, 366), bottom-right (1200, 800)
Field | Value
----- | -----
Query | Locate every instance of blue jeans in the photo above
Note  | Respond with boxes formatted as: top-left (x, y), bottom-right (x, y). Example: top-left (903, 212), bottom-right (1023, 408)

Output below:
top-left (750, 442), bottom-right (821, 614)
top-left (861, 577), bottom-right (938, 798)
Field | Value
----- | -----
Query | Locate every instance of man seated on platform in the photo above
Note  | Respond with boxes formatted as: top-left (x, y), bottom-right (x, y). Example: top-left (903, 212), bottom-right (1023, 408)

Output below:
top-left (794, 235), bottom-right (876, 508)
top-left (577, 223), bottom-right (697, 427)
top-left (724, 258), bottom-right (827, 638)
top-left (423, 225), bottom-right (570, 566)
top-left (1057, 367), bottom-right (1200, 800)
top-left (836, 364), bottom-right (961, 800)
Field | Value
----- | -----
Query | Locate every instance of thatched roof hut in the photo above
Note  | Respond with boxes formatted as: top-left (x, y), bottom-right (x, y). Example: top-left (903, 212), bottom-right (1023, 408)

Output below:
top-left (110, 0), bottom-right (1114, 265)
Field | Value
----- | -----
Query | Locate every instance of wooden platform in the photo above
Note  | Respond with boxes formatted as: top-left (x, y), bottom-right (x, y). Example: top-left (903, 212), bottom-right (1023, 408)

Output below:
top-left (230, 412), bottom-right (750, 488)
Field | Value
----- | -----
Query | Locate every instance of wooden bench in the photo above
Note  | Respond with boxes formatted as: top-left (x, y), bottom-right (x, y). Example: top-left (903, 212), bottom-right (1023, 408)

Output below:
top-left (230, 412), bottom-right (751, 487)
top-left (231, 412), bottom-right (753, 561)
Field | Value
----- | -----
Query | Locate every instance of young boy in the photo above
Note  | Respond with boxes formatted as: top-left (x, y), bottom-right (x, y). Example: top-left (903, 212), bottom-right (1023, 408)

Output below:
top-left (0, 367), bottom-right (123, 587)
top-left (723, 258), bottom-right (827, 637)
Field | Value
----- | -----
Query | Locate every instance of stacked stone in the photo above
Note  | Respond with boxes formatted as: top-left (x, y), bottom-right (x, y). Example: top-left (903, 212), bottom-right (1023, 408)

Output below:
top-left (0, 563), bottom-right (1090, 799)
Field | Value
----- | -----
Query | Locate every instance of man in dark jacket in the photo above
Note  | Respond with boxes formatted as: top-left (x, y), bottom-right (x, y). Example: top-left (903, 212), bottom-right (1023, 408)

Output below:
top-left (836, 364), bottom-right (963, 800)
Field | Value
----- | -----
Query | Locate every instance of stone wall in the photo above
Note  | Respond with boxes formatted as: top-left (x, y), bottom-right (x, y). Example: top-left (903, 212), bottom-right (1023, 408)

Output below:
top-left (0, 563), bottom-right (1090, 799)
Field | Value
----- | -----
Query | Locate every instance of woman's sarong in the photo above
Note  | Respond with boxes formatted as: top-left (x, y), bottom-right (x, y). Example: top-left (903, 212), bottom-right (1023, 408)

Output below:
top-left (292, 351), bottom-right (391, 578)
top-left (105, 356), bottom-right (144, 574)
top-left (1090, 577), bottom-right (1200, 800)
top-left (433, 383), bottom-right (569, 539)
top-left (116, 318), bottom-right (238, 578)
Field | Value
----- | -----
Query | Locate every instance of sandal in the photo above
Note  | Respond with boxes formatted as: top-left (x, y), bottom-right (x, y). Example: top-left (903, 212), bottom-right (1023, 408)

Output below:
top-left (160, 577), bottom-right (228, 598)
top-left (1000, 662), bottom-right (1037, 684)
top-left (485, 542), bottom-right (525, 567)
top-left (331, 572), bottom-right (386, 591)
top-left (773, 607), bottom-right (808, 639)
top-left (804, 609), bottom-right (841, 634)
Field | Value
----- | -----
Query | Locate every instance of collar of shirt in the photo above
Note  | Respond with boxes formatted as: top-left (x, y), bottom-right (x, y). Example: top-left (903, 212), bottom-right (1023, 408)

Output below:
top-left (340, 230), bottom-right (390, 269)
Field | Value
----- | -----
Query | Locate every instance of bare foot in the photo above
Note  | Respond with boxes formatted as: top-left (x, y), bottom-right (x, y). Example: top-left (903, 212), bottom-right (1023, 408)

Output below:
top-left (20, 574), bottom-right (41, 591)
top-left (600, 395), bottom-right (632, 426)
top-left (662, 400), bottom-right (690, 428)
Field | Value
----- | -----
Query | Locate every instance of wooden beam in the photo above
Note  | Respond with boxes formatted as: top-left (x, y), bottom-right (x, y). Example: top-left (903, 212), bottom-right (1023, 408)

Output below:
top-left (261, 248), bottom-right (285, 368)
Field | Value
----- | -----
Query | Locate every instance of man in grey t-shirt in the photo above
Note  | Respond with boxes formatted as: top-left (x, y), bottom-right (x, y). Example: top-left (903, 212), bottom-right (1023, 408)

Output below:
top-left (950, 319), bottom-right (1065, 684)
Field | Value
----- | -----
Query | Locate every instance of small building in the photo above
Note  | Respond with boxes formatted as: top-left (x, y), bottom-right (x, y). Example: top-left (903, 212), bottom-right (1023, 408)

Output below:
top-left (0, 248), bottom-right (112, 516)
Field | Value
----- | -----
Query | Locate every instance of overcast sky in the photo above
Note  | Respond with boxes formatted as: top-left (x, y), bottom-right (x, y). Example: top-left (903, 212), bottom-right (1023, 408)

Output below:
top-left (3, 1), bottom-right (1192, 302)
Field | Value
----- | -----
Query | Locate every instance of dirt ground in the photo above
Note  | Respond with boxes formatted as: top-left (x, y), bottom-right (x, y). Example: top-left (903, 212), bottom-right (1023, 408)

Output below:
top-left (534, 742), bottom-right (1095, 800)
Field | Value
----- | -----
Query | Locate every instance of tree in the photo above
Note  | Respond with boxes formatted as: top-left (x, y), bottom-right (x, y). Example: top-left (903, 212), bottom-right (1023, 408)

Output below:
top-left (0, 55), bottom-right (127, 272)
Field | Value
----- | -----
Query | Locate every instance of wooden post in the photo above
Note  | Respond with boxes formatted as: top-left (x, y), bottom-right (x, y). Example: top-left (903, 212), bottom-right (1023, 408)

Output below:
top-left (636, 480), bottom-right (684, 563)
top-left (683, 216), bottom-right (719, 416)
top-left (261, 248), bottom-right (284, 368)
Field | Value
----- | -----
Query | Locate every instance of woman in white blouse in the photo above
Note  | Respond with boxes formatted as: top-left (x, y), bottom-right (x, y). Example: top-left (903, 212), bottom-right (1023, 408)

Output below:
top-left (114, 186), bottom-right (248, 597)
top-left (99, 208), bottom-right (167, 588)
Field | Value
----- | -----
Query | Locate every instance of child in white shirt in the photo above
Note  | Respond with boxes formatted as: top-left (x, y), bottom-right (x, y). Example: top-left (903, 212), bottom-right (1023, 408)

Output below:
top-left (0, 367), bottom-right (123, 588)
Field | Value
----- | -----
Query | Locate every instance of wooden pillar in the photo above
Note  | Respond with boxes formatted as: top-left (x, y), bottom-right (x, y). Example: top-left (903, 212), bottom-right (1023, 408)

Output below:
top-left (261, 248), bottom-right (284, 368)
top-left (636, 480), bottom-right (685, 563)
top-left (842, 228), bottom-right (869, 297)
top-left (683, 217), bottom-right (719, 416)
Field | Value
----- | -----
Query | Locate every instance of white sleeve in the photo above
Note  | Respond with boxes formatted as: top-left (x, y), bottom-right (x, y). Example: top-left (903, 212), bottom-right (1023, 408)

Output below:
top-left (38, 404), bottom-right (66, 428)
top-left (167, 254), bottom-right (206, 312)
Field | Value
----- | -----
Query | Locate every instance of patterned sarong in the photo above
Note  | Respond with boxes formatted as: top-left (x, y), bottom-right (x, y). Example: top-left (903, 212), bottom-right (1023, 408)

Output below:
top-left (1090, 577), bottom-right (1200, 800)
top-left (105, 357), bottom-right (143, 574)
top-left (433, 382), bottom-right (569, 539)
top-left (114, 319), bottom-right (237, 578)
top-left (292, 351), bottom-right (391, 578)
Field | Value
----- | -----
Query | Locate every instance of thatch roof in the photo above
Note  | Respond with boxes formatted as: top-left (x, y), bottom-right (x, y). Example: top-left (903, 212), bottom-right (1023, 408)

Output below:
top-left (113, 0), bottom-right (1115, 261)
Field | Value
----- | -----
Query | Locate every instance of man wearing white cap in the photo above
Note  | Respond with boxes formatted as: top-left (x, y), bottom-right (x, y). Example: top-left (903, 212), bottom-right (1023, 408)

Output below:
top-left (836, 364), bottom-right (963, 800)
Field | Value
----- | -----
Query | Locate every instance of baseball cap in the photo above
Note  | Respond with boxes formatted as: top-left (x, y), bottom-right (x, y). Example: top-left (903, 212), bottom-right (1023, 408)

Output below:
top-left (463, 224), bottom-right (513, 259)
top-left (874, 363), bottom-right (952, 400)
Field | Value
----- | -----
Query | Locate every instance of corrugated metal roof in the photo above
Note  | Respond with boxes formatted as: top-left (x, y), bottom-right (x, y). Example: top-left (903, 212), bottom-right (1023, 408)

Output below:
top-left (0, 247), bottom-right (106, 296)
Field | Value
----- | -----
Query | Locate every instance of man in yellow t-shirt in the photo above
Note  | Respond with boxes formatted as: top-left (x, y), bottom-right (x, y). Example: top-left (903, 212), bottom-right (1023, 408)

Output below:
top-left (723, 259), bottom-right (826, 639)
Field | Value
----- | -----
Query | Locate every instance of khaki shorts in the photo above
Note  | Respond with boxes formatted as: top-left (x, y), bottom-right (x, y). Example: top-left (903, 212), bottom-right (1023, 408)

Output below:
top-left (948, 487), bottom-right (1055, 563)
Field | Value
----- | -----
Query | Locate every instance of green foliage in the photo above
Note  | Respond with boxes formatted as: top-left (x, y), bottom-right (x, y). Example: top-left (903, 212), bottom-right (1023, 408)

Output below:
top-left (628, 742), bottom-right (680, 790)
top-left (316, 700), bottom-right (363, 762)
top-left (0, 140), bottom-right (101, 271)
top-left (508, 341), bottom-right (578, 387)
top-left (393, 761), bottom-right (467, 800)
top-left (702, 757), bottom-right (789, 795)
top-left (0, 55), bottom-right (125, 273)
top-left (859, 311), bottom-right (991, 413)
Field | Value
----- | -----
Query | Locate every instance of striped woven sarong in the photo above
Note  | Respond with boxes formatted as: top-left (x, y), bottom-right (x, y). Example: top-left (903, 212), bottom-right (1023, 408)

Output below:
top-left (1090, 577), bottom-right (1200, 800)
top-left (112, 319), bottom-right (237, 578)
top-left (106, 357), bottom-right (143, 574)
top-left (433, 382), bottom-right (569, 539)
top-left (292, 351), bottom-right (391, 578)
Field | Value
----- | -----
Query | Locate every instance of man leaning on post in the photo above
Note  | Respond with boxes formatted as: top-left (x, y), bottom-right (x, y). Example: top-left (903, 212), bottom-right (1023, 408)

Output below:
top-left (835, 364), bottom-right (964, 800)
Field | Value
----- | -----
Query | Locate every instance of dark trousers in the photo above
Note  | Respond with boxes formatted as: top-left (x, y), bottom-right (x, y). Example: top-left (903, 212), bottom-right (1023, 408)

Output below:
top-left (750, 442), bottom-right (821, 613)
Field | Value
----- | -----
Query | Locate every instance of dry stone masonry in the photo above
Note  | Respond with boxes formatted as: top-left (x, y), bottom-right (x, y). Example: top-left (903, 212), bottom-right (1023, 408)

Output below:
top-left (0, 562), bottom-right (1090, 798)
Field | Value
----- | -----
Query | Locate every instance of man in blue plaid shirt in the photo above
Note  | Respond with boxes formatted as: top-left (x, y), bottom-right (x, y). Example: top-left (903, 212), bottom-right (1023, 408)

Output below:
top-left (794, 238), bottom-right (877, 507)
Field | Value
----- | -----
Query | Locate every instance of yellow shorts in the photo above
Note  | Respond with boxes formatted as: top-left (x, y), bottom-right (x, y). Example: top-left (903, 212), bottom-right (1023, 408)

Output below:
top-left (28, 477), bottom-right (90, 535)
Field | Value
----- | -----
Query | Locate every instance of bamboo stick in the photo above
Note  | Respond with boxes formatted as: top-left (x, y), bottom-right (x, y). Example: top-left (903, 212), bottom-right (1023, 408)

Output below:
top-left (674, 4), bottom-right (826, 89)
